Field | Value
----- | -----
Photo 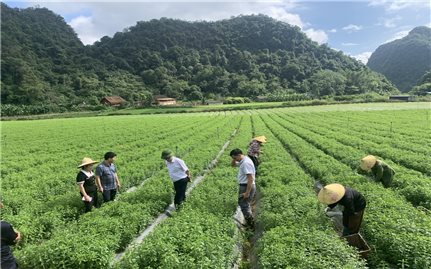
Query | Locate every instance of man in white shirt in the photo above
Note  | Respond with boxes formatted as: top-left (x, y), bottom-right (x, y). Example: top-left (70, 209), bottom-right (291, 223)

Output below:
top-left (230, 148), bottom-right (256, 228)
top-left (161, 149), bottom-right (191, 208)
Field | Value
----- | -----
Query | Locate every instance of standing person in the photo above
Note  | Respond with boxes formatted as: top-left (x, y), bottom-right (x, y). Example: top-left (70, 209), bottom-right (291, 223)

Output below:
top-left (247, 136), bottom-right (267, 173)
top-left (76, 157), bottom-right (99, 212)
top-left (1, 203), bottom-right (21, 269)
top-left (230, 148), bottom-right (256, 228)
top-left (96, 152), bottom-right (121, 203)
top-left (161, 150), bottom-right (191, 208)
top-left (360, 155), bottom-right (395, 188)
top-left (318, 183), bottom-right (366, 236)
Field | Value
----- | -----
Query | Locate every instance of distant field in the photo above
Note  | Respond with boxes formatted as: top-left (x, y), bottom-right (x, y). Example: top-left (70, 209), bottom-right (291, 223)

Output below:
top-left (1, 102), bottom-right (430, 268)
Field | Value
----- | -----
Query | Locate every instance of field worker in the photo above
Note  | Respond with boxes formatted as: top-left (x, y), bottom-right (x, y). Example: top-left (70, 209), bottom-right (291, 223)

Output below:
top-left (360, 155), bottom-right (395, 188)
top-left (76, 157), bottom-right (99, 212)
top-left (318, 183), bottom-right (366, 236)
top-left (230, 148), bottom-right (256, 228)
top-left (1, 203), bottom-right (21, 269)
top-left (96, 152), bottom-right (121, 203)
top-left (161, 150), bottom-right (191, 208)
top-left (247, 136), bottom-right (266, 174)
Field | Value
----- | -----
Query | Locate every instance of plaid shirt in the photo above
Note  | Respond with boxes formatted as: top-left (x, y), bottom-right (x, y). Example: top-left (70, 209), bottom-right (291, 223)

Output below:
top-left (247, 140), bottom-right (261, 157)
top-left (96, 162), bottom-right (117, 190)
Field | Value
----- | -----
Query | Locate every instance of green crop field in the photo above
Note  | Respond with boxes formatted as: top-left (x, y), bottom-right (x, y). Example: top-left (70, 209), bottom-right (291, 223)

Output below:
top-left (1, 102), bottom-right (430, 269)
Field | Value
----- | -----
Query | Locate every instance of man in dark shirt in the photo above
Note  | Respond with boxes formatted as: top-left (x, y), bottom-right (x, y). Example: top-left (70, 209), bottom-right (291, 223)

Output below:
top-left (318, 183), bottom-right (366, 236)
top-left (1, 203), bottom-right (21, 269)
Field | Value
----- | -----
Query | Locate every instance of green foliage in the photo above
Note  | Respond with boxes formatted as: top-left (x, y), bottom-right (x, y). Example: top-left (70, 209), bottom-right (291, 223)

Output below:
top-left (367, 26), bottom-right (431, 92)
top-left (1, 3), bottom-right (398, 116)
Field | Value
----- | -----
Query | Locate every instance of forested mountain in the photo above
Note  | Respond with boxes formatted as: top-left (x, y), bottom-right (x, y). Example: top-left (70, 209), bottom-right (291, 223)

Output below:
top-left (367, 26), bottom-right (431, 92)
top-left (1, 3), bottom-right (398, 111)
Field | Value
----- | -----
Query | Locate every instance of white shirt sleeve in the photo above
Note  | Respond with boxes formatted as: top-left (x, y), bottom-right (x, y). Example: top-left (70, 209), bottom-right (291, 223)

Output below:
top-left (178, 158), bottom-right (189, 171)
top-left (243, 162), bottom-right (255, 175)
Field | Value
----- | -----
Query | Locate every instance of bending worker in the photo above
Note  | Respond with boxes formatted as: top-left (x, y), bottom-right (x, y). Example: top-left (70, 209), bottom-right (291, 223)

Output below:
top-left (318, 183), bottom-right (366, 236)
top-left (247, 135), bottom-right (266, 173)
top-left (360, 155), bottom-right (395, 188)
top-left (161, 149), bottom-right (191, 209)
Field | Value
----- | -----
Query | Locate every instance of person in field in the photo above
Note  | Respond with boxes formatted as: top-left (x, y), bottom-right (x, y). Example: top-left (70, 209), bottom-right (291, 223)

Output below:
top-left (318, 183), bottom-right (366, 236)
top-left (161, 150), bottom-right (192, 208)
top-left (247, 136), bottom-right (266, 174)
top-left (76, 157), bottom-right (99, 212)
top-left (96, 152), bottom-right (121, 203)
top-left (230, 148), bottom-right (256, 228)
top-left (1, 203), bottom-right (21, 269)
top-left (360, 155), bottom-right (395, 188)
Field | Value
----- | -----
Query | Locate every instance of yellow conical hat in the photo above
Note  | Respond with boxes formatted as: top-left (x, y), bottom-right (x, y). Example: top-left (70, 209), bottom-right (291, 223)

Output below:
top-left (360, 155), bottom-right (377, 171)
top-left (318, 183), bottom-right (345, 205)
top-left (254, 136), bottom-right (267, 143)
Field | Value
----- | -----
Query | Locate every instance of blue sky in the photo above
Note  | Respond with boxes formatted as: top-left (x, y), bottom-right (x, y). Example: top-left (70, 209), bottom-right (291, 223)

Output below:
top-left (4, 0), bottom-right (431, 63)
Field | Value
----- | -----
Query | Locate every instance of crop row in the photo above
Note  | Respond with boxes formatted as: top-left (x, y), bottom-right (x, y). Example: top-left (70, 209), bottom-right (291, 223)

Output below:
top-left (251, 115), bottom-right (367, 268)
top-left (13, 116), bottom-right (241, 268)
top-left (3, 115), bottom-right (236, 248)
top-left (283, 111), bottom-right (431, 176)
top-left (289, 111), bottom-right (429, 156)
top-left (260, 114), bottom-right (431, 268)
top-left (273, 112), bottom-right (431, 209)
top-left (114, 115), bottom-right (254, 268)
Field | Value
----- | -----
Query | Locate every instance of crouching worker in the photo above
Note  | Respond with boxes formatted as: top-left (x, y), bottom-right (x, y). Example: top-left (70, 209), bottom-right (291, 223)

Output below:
top-left (360, 155), bottom-right (395, 188)
top-left (247, 136), bottom-right (266, 174)
top-left (230, 148), bottom-right (256, 228)
top-left (1, 203), bottom-right (21, 269)
top-left (77, 157), bottom-right (99, 212)
top-left (318, 183), bottom-right (366, 236)
top-left (161, 150), bottom-right (191, 209)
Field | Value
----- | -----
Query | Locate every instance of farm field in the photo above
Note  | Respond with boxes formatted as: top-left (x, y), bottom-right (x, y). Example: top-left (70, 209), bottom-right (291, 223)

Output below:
top-left (1, 102), bottom-right (430, 268)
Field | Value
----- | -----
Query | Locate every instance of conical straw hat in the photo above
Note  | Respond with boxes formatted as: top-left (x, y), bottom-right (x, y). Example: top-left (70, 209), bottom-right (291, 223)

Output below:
top-left (360, 155), bottom-right (377, 171)
top-left (78, 157), bottom-right (98, 168)
top-left (254, 136), bottom-right (267, 143)
top-left (318, 183), bottom-right (345, 205)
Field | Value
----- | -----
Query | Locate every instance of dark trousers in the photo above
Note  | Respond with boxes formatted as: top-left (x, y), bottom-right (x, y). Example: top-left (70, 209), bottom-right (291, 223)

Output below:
top-left (102, 189), bottom-right (117, 203)
top-left (248, 155), bottom-right (259, 173)
top-left (173, 178), bottom-right (189, 206)
top-left (238, 184), bottom-right (256, 221)
top-left (343, 209), bottom-right (365, 236)
top-left (82, 190), bottom-right (98, 212)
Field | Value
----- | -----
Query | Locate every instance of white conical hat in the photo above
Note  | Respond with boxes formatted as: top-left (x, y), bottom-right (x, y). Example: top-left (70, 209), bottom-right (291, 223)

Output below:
top-left (318, 183), bottom-right (345, 205)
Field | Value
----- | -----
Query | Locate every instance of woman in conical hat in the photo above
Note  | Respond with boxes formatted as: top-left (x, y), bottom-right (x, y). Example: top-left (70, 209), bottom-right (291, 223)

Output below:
top-left (247, 136), bottom-right (267, 174)
top-left (318, 183), bottom-right (366, 236)
top-left (360, 155), bottom-right (395, 188)
top-left (76, 157), bottom-right (98, 212)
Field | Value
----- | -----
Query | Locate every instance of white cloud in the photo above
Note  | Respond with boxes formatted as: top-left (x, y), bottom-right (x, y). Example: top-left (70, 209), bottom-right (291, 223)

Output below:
top-left (385, 30), bottom-right (409, 43)
top-left (329, 28), bottom-right (337, 33)
top-left (352, 51), bottom-right (372, 64)
top-left (69, 16), bottom-right (99, 45)
top-left (304, 28), bottom-right (328, 44)
top-left (368, 0), bottom-right (430, 11)
top-left (342, 24), bottom-right (363, 32)
top-left (26, 2), bottom-right (306, 45)
top-left (380, 16), bottom-right (402, 28)
top-left (341, 42), bottom-right (359, 46)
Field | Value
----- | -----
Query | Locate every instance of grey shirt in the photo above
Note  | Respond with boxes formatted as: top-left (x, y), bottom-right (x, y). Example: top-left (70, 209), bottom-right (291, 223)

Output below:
top-left (237, 156), bottom-right (255, 185)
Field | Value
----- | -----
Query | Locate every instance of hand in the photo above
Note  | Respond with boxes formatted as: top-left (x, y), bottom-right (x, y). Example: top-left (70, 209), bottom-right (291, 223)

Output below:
top-left (15, 231), bottom-right (21, 242)
top-left (242, 192), bottom-right (250, 199)
top-left (99, 187), bottom-right (104, 193)
top-left (117, 182), bottom-right (121, 188)
top-left (188, 176), bottom-right (192, 183)
top-left (231, 159), bottom-right (237, 167)
top-left (84, 195), bottom-right (92, 202)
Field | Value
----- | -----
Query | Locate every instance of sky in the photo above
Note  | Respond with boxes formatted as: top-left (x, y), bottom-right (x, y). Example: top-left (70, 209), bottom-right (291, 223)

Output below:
top-left (3, 0), bottom-right (431, 64)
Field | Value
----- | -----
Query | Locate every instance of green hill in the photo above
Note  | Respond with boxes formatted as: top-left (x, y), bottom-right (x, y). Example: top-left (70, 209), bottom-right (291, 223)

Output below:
top-left (1, 3), bottom-right (398, 113)
top-left (367, 26), bottom-right (431, 92)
